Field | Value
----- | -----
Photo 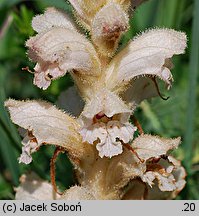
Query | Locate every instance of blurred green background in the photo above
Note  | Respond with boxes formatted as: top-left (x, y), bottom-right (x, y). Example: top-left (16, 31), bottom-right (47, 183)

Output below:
top-left (0, 0), bottom-right (198, 199)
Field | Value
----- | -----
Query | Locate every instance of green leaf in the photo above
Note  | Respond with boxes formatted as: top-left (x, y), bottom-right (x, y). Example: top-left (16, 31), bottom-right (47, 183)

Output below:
top-left (35, 0), bottom-right (72, 12)
top-left (0, 65), bottom-right (21, 186)
top-left (183, 0), bottom-right (199, 172)
top-left (0, 127), bottom-right (20, 185)
top-left (0, 0), bottom-right (23, 9)
top-left (0, 174), bottom-right (14, 199)
top-left (12, 5), bottom-right (34, 36)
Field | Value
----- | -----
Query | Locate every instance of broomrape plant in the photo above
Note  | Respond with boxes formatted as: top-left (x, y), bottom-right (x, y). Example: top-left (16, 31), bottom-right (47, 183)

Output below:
top-left (5, 0), bottom-right (187, 200)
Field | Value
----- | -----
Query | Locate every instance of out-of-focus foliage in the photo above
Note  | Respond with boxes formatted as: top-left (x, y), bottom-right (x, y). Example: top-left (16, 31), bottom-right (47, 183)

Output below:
top-left (0, 0), bottom-right (198, 199)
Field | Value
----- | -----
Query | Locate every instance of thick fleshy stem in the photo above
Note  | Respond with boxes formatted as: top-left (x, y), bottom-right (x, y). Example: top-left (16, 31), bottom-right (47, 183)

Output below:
top-left (131, 116), bottom-right (144, 135)
top-left (50, 147), bottom-right (66, 195)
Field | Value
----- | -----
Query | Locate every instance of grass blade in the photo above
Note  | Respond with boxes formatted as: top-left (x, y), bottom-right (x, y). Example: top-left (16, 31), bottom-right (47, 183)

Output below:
top-left (184, 0), bottom-right (199, 171)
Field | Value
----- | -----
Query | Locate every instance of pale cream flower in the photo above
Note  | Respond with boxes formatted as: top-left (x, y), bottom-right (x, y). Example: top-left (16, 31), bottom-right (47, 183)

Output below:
top-left (68, 0), bottom-right (130, 29)
top-left (105, 29), bottom-right (187, 93)
top-left (9, 2), bottom-right (187, 159)
top-left (123, 156), bottom-right (186, 200)
top-left (26, 7), bottom-right (101, 90)
top-left (18, 130), bottom-right (38, 164)
top-left (78, 88), bottom-right (137, 158)
top-left (5, 99), bottom-right (93, 165)
top-left (5, 99), bottom-right (186, 199)
top-left (78, 29), bottom-right (186, 157)
top-left (26, 5), bottom-right (186, 156)
top-left (68, 0), bottom-right (148, 29)
top-left (90, 2), bottom-right (129, 56)
top-left (15, 173), bottom-right (61, 200)
top-left (5, 1), bottom-right (187, 200)
top-left (14, 136), bottom-right (185, 200)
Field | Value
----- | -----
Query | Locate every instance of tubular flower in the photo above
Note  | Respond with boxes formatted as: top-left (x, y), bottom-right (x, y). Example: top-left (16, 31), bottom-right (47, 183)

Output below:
top-left (79, 89), bottom-right (137, 158)
top-left (5, 0), bottom-right (187, 200)
top-left (14, 135), bottom-right (185, 200)
top-left (26, 7), bottom-right (101, 90)
top-left (5, 99), bottom-right (93, 165)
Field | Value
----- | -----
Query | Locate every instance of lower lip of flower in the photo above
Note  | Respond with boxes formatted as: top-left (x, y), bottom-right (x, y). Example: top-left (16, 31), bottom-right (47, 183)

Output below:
top-left (79, 112), bottom-right (137, 157)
